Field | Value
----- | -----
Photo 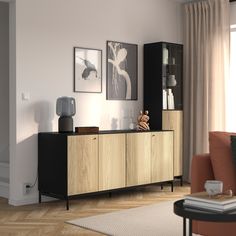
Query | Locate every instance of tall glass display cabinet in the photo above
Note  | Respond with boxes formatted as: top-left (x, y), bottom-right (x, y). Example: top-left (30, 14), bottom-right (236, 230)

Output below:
top-left (144, 42), bottom-right (183, 183)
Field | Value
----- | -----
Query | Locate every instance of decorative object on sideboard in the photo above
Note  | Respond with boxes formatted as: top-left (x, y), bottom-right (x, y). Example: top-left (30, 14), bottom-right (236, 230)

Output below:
top-left (56, 97), bottom-right (76, 133)
top-left (129, 119), bottom-right (136, 130)
top-left (106, 40), bottom-right (138, 100)
top-left (74, 47), bottom-right (102, 93)
top-left (75, 126), bottom-right (99, 134)
top-left (120, 108), bottom-right (136, 130)
top-left (136, 110), bottom-right (150, 131)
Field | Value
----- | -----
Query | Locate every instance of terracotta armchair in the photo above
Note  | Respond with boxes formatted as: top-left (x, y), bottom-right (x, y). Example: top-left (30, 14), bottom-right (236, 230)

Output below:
top-left (191, 154), bottom-right (236, 236)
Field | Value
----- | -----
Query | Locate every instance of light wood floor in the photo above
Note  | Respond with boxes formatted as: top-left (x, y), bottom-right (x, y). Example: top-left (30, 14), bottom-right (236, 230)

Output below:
top-left (0, 183), bottom-right (190, 236)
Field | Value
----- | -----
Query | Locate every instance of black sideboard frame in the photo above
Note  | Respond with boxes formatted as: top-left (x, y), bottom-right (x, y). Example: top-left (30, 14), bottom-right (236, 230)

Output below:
top-left (38, 131), bottom-right (175, 210)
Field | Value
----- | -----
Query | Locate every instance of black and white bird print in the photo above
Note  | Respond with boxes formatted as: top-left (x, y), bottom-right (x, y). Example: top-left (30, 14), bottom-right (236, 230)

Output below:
top-left (79, 57), bottom-right (98, 79)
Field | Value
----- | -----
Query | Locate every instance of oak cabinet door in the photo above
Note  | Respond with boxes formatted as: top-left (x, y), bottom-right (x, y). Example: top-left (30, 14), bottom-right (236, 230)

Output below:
top-left (151, 132), bottom-right (174, 183)
top-left (162, 110), bottom-right (183, 176)
top-left (67, 135), bottom-right (98, 195)
top-left (126, 133), bottom-right (151, 186)
top-left (99, 134), bottom-right (126, 191)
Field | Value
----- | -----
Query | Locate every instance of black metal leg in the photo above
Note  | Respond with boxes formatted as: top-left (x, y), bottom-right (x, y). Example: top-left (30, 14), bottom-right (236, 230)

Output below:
top-left (171, 181), bottom-right (174, 192)
top-left (174, 176), bottom-right (183, 186)
top-left (183, 217), bottom-right (186, 236)
top-left (39, 191), bottom-right (41, 203)
top-left (161, 184), bottom-right (163, 190)
top-left (109, 192), bottom-right (112, 198)
top-left (189, 219), bottom-right (192, 236)
top-left (66, 197), bottom-right (69, 210)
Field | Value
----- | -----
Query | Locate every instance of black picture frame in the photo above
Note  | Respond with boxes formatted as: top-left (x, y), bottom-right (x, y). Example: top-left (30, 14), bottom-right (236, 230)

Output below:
top-left (74, 47), bottom-right (102, 93)
top-left (106, 41), bottom-right (138, 100)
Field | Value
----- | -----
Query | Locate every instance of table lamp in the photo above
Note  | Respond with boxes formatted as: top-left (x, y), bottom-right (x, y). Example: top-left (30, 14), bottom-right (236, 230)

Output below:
top-left (56, 97), bottom-right (76, 132)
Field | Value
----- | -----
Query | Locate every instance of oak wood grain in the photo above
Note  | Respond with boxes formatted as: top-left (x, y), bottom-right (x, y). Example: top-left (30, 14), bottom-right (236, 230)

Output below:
top-left (162, 110), bottom-right (183, 176)
top-left (68, 135), bottom-right (99, 195)
top-left (99, 134), bottom-right (126, 191)
top-left (126, 133), bottom-right (151, 186)
top-left (0, 184), bottom-right (190, 235)
top-left (151, 131), bottom-right (174, 182)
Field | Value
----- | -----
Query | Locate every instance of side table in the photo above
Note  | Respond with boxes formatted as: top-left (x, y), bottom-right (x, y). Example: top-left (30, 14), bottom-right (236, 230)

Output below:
top-left (174, 199), bottom-right (236, 236)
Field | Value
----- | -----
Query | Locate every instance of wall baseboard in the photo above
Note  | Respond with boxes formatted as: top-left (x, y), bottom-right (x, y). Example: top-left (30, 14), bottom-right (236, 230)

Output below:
top-left (8, 194), bottom-right (56, 206)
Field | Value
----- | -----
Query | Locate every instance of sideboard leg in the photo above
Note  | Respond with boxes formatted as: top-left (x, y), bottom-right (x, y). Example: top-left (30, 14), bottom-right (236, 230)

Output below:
top-left (39, 191), bottom-right (41, 203)
top-left (161, 184), bottom-right (163, 190)
top-left (66, 197), bottom-right (69, 210)
top-left (109, 192), bottom-right (112, 198)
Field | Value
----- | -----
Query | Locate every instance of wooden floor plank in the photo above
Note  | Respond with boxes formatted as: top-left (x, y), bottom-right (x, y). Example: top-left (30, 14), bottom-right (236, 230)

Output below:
top-left (0, 183), bottom-right (190, 235)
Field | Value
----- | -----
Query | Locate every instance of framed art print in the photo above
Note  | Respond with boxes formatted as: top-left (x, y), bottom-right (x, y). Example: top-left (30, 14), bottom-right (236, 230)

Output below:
top-left (74, 47), bottom-right (102, 93)
top-left (107, 41), bottom-right (138, 100)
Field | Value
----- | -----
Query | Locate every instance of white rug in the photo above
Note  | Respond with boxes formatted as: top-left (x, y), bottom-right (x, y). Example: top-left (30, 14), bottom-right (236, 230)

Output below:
top-left (67, 200), bottom-right (198, 236)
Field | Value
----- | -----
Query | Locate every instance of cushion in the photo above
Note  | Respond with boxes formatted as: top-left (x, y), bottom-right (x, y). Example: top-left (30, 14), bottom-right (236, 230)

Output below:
top-left (231, 136), bottom-right (236, 167)
top-left (209, 132), bottom-right (236, 194)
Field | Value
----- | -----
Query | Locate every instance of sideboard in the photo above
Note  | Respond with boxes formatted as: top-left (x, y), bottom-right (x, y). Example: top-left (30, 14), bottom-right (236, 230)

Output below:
top-left (38, 130), bottom-right (174, 209)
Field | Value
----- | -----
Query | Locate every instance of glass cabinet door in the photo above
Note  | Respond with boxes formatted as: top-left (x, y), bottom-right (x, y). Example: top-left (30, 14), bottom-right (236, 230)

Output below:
top-left (162, 43), bottom-right (183, 110)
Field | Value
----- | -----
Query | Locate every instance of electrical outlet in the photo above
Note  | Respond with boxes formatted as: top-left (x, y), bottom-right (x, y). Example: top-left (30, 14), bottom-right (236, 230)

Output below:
top-left (23, 183), bottom-right (31, 195)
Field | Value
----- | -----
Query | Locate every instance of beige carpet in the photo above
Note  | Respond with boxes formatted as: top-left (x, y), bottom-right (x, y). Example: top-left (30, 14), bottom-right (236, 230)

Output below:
top-left (67, 200), bottom-right (199, 236)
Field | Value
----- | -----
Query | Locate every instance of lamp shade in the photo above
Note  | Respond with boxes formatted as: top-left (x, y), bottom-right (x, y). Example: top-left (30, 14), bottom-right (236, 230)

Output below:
top-left (56, 97), bottom-right (76, 117)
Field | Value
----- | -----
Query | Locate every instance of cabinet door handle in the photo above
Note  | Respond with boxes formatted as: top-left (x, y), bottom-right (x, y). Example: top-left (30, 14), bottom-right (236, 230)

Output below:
top-left (152, 134), bottom-right (155, 137)
top-left (93, 137), bottom-right (97, 140)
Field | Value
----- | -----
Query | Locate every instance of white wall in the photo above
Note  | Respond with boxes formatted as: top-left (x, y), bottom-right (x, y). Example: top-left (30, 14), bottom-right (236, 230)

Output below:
top-left (0, 2), bottom-right (9, 163)
top-left (10, 0), bottom-right (183, 205)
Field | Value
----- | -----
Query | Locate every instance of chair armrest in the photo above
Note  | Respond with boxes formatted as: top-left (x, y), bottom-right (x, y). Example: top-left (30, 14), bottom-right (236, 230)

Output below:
top-left (191, 154), bottom-right (214, 193)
